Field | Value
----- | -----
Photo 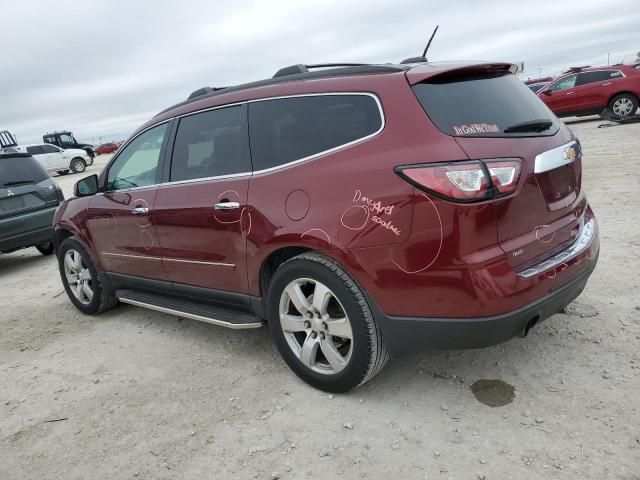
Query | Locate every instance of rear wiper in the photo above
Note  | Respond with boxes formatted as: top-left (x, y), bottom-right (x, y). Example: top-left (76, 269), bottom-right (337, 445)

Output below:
top-left (2, 180), bottom-right (32, 187)
top-left (504, 119), bottom-right (553, 133)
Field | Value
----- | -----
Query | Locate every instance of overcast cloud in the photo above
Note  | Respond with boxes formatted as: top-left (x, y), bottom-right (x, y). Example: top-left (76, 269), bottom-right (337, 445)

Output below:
top-left (2, 0), bottom-right (639, 144)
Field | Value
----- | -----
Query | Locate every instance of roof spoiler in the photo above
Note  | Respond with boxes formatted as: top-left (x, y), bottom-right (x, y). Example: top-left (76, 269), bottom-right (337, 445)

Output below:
top-left (405, 62), bottom-right (518, 85)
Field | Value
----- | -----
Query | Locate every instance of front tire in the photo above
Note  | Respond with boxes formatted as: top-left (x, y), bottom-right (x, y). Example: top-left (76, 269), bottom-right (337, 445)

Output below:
top-left (267, 253), bottom-right (389, 392)
top-left (70, 158), bottom-right (87, 173)
top-left (608, 93), bottom-right (638, 117)
top-left (57, 237), bottom-right (118, 315)
top-left (35, 242), bottom-right (54, 255)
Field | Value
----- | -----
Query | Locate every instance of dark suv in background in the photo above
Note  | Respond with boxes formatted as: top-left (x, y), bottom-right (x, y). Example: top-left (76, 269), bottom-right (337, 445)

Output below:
top-left (1, 153), bottom-right (64, 256)
top-left (53, 61), bottom-right (599, 392)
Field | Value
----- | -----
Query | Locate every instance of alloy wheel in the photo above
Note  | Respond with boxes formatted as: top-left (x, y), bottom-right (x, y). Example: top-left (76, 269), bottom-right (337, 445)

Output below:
top-left (63, 249), bottom-right (93, 305)
top-left (612, 97), bottom-right (634, 116)
top-left (279, 278), bottom-right (353, 375)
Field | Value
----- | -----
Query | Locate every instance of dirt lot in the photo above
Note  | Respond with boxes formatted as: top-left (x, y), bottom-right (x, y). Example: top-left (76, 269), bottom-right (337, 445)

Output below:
top-left (1, 119), bottom-right (639, 480)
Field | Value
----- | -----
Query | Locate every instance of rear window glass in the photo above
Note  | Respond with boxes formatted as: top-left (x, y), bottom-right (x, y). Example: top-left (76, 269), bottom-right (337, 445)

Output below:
top-left (412, 73), bottom-right (559, 137)
top-left (0, 155), bottom-right (49, 188)
top-left (249, 94), bottom-right (382, 171)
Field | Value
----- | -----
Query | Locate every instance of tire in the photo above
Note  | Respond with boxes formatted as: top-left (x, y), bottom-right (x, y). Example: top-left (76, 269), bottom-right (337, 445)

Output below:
top-left (608, 93), bottom-right (638, 117)
top-left (267, 252), bottom-right (389, 392)
top-left (70, 158), bottom-right (87, 174)
top-left (57, 170), bottom-right (70, 176)
top-left (35, 242), bottom-right (54, 255)
top-left (57, 237), bottom-right (118, 315)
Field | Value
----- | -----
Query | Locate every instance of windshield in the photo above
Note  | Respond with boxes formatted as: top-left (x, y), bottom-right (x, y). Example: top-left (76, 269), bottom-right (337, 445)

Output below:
top-left (0, 155), bottom-right (49, 188)
top-left (412, 73), bottom-right (560, 137)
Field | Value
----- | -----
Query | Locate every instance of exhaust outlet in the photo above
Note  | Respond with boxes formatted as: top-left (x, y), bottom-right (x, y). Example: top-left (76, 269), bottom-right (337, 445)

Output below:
top-left (521, 316), bottom-right (540, 338)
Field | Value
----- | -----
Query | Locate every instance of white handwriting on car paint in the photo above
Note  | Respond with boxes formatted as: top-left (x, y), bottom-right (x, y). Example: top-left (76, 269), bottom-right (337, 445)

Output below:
top-left (392, 193), bottom-right (443, 274)
top-left (351, 189), bottom-right (401, 236)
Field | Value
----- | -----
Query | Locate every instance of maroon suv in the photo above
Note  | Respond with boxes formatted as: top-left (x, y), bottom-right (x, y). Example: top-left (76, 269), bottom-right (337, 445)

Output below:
top-left (53, 61), bottom-right (599, 392)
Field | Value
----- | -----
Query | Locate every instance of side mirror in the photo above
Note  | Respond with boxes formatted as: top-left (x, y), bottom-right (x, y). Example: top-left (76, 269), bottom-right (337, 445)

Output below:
top-left (74, 174), bottom-right (99, 197)
top-left (543, 90), bottom-right (553, 96)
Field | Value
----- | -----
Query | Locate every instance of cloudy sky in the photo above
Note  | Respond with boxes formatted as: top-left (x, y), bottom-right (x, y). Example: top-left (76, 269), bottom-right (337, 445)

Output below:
top-left (2, 0), bottom-right (639, 145)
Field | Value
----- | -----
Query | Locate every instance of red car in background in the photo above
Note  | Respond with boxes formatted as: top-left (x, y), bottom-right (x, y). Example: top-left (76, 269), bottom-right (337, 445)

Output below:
top-left (537, 64), bottom-right (640, 117)
top-left (94, 142), bottom-right (119, 155)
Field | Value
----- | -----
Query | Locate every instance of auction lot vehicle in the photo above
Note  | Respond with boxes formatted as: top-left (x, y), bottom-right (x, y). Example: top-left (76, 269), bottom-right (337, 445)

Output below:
top-left (15, 143), bottom-right (92, 175)
top-left (1, 153), bottom-right (64, 255)
top-left (537, 64), bottom-right (640, 117)
top-left (525, 76), bottom-right (553, 93)
top-left (94, 142), bottom-right (119, 155)
top-left (43, 131), bottom-right (95, 160)
top-left (53, 61), bottom-right (599, 392)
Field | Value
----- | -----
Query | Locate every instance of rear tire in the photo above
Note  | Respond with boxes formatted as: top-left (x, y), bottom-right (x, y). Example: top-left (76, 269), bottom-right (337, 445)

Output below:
top-left (57, 237), bottom-right (118, 315)
top-left (70, 158), bottom-right (86, 173)
top-left (608, 93), bottom-right (638, 117)
top-left (35, 242), bottom-right (54, 255)
top-left (267, 252), bottom-right (389, 392)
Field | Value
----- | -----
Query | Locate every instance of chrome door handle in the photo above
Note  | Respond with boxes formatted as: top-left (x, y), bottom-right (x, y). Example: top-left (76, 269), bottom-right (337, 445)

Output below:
top-left (214, 201), bottom-right (240, 210)
top-left (603, 82), bottom-right (611, 86)
top-left (132, 207), bottom-right (149, 215)
top-left (566, 92), bottom-right (576, 95)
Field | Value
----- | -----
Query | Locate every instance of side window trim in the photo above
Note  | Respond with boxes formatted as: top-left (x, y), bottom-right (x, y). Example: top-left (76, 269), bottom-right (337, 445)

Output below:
top-left (102, 120), bottom-right (171, 193)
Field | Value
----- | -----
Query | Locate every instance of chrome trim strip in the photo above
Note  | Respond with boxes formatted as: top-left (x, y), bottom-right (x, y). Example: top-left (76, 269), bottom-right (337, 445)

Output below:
top-left (534, 141), bottom-right (578, 174)
top-left (517, 218), bottom-right (596, 279)
top-left (118, 297), bottom-right (264, 330)
top-left (103, 252), bottom-right (234, 268)
top-left (163, 257), bottom-right (235, 268)
top-left (103, 252), bottom-right (162, 261)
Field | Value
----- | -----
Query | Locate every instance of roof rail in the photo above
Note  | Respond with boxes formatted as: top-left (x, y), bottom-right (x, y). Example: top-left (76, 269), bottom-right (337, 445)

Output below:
top-left (563, 65), bottom-right (591, 74)
top-left (187, 86), bottom-right (227, 100)
top-left (273, 63), bottom-right (369, 78)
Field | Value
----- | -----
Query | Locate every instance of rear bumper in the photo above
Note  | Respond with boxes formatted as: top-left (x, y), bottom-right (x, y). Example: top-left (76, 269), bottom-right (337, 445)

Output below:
top-left (369, 250), bottom-right (598, 357)
top-left (0, 206), bottom-right (56, 252)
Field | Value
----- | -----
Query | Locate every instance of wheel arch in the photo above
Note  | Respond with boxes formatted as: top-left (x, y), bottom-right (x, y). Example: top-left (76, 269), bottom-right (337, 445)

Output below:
top-left (608, 90), bottom-right (639, 105)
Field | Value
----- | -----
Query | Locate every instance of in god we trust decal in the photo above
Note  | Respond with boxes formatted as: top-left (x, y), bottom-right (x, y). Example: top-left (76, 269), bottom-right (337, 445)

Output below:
top-left (452, 123), bottom-right (500, 135)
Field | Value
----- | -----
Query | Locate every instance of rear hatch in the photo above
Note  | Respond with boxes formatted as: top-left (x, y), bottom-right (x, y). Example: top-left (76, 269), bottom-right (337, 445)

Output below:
top-left (409, 64), bottom-right (583, 269)
top-left (0, 153), bottom-right (61, 220)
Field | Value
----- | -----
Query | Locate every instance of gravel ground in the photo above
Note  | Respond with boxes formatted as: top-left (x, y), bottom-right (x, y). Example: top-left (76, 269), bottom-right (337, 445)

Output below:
top-left (1, 119), bottom-right (639, 480)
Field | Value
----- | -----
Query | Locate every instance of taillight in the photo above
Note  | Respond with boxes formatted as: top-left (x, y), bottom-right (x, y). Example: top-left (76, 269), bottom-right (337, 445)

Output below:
top-left (396, 159), bottom-right (521, 202)
top-left (485, 159), bottom-right (521, 194)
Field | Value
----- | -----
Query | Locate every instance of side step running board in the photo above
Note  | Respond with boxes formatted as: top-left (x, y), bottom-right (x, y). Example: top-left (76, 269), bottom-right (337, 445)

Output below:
top-left (116, 289), bottom-right (264, 330)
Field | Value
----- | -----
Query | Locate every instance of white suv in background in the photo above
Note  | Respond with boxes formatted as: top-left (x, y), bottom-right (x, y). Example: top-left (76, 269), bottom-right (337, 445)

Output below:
top-left (15, 143), bottom-right (93, 175)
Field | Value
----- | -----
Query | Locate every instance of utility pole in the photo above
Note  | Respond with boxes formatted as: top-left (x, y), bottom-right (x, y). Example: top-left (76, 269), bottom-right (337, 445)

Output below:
top-left (607, 52), bottom-right (610, 65)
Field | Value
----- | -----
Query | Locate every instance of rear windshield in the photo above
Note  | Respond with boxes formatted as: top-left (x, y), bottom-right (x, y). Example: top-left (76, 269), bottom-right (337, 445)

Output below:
top-left (0, 155), bottom-right (49, 188)
top-left (412, 73), bottom-right (559, 137)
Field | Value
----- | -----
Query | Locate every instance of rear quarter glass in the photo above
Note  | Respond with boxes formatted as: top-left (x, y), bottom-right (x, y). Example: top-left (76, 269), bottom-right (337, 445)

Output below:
top-left (412, 73), bottom-right (560, 138)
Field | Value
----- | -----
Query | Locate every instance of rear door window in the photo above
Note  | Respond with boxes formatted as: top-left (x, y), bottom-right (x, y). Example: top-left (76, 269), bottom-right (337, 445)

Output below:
top-left (412, 73), bottom-right (559, 137)
top-left (248, 94), bottom-right (383, 171)
top-left (26, 146), bottom-right (45, 155)
top-left (576, 71), bottom-right (615, 86)
top-left (170, 105), bottom-right (251, 182)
